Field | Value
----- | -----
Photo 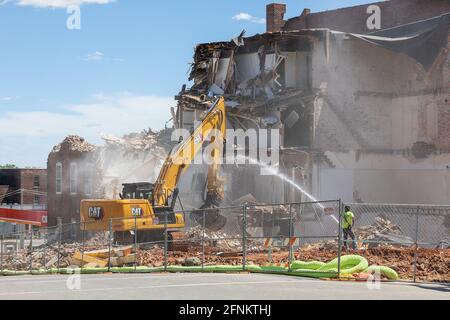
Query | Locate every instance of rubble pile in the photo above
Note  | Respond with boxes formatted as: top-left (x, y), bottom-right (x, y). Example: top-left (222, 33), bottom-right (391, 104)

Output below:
top-left (96, 128), bottom-right (174, 199)
top-left (355, 216), bottom-right (415, 247)
top-left (101, 127), bottom-right (174, 159)
top-left (2, 234), bottom-right (449, 281)
top-left (296, 245), bottom-right (450, 282)
top-left (185, 226), bottom-right (262, 252)
top-left (355, 216), bottom-right (402, 240)
top-left (186, 226), bottom-right (241, 250)
top-left (1, 234), bottom-right (110, 270)
top-left (302, 240), bottom-right (339, 251)
top-left (50, 135), bottom-right (97, 154)
top-left (3, 243), bottom-right (84, 270)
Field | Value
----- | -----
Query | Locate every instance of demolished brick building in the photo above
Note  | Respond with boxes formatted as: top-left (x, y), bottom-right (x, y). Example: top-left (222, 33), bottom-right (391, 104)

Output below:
top-left (45, 0), bottom-right (450, 227)
top-left (174, 1), bottom-right (450, 205)
top-left (47, 136), bottom-right (99, 227)
top-left (47, 131), bottom-right (173, 226)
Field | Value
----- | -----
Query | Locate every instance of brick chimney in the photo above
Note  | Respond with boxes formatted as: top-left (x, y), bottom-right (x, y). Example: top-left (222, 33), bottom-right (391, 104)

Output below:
top-left (266, 3), bottom-right (287, 33)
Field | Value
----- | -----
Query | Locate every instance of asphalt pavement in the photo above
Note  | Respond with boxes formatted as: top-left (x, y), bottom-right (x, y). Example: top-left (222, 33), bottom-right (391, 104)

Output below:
top-left (0, 273), bottom-right (448, 300)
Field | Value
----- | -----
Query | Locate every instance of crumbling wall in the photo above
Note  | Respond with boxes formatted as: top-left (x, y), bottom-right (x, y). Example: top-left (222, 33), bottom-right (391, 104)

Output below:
top-left (47, 136), bottom-right (99, 226)
top-left (312, 30), bottom-right (450, 151)
top-left (310, 28), bottom-right (450, 204)
top-left (181, 19), bottom-right (450, 205)
top-left (47, 130), bottom-right (175, 226)
top-left (312, 33), bottom-right (423, 152)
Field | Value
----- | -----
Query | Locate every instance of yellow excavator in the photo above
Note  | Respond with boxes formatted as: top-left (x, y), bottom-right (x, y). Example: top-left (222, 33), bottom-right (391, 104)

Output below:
top-left (80, 97), bottom-right (227, 244)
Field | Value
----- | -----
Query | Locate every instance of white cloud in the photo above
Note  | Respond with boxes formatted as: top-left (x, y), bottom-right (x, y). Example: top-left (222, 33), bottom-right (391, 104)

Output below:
top-left (0, 93), bottom-right (174, 166)
top-left (1, 0), bottom-right (115, 8)
top-left (0, 96), bottom-right (19, 102)
top-left (232, 13), bottom-right (266, 24)
top-left (84, 51), bottom-right (104, 61)
top-left (0, 93), bottom-right (173, 137)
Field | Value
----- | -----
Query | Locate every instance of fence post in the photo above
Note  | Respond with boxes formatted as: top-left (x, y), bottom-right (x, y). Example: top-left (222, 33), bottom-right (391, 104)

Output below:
top-left (202, 210), bottom-right (206, 272)
top-left (29, 226), bottom-right (33, 274)
top-left (57, 218), bottom-right (62, 272)
top-left (413, 208), bottom-right (420, 283)
top-left (43, 229), bottom-right (47, 272)
top-left (81, 222), bottom-right (86, 273)
top-left (15, 231), bottom-right (18, 274)
top-left (337, 200), bottom-right (343, 279)
top-left (242, 205), bottom-right (247, 271)
top-left (108, 219), bottom-right (113, 272)
top-left (1, 234), bottom-right (3, 273)
top-left (288, 204), bottom-right (293, 272)
top-left (164, 213), bottom-right (168, 272)
top-left (134, 216), bottom-right (138, 272)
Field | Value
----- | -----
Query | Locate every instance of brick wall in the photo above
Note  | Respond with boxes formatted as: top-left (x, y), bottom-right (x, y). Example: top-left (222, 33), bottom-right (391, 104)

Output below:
top-left (0, 169), bottom-right (46, 205)
top-left (0, 185), bottom-right (9, 203)
top-left (266, 3), bottom-right (286, 33)
top-left (438, 97), bottom-right (450, 150)
top-left (281, 0), bottom-right (450, 34)
top-left (47, 138), bottom-right (99, 227)
top-left (20, 169), bottom-right (47, 205)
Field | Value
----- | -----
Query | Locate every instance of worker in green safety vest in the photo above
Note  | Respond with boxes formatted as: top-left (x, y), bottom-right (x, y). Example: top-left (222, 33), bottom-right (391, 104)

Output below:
top-left (343, 206), bottom-right (357, 251)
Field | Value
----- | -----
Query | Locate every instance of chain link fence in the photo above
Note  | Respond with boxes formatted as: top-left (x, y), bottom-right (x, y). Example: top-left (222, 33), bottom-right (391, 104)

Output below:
top-left (348, 203), bottom-right (450, 282)
top-left (0, 200), bottom-right (449, 282)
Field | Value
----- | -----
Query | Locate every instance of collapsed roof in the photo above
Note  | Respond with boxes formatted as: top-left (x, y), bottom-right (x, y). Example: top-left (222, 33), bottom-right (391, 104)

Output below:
top-left (183, 13), bottom-right (450, 111)
top-left (357, 13), bottom-right (450, 70)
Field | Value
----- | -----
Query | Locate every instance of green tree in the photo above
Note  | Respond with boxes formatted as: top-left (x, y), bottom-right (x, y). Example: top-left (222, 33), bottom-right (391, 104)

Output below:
top-left (0, 164), bottom-right (17, 169)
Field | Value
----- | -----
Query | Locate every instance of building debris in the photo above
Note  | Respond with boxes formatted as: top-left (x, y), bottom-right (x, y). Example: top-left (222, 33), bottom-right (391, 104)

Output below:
top-left (98, 128), bottom-right (175, 199)
top-left (355, 216), bottom-right (414, 247)
top-left (50, 136), bottom-right (96, 154)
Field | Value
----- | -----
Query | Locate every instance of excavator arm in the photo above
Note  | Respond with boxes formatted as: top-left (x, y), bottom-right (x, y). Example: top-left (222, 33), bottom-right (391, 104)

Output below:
top-left (152, 97), bottom-right (226, 209)
top-left (80, 97), bottom-right (227, 235)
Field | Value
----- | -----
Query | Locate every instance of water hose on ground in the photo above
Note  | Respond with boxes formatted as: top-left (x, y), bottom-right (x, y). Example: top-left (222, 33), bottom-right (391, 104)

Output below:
top-left (0, 255), bottom-right (399, 280)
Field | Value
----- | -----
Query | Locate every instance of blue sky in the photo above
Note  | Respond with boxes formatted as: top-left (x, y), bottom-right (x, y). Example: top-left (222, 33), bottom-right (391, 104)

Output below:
top-left (0, 0), bottom-right (373, 168)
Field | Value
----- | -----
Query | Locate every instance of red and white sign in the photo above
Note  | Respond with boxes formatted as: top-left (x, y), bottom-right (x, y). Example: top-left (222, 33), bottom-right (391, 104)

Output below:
top-left (0, 208), bottom-right (48, 227)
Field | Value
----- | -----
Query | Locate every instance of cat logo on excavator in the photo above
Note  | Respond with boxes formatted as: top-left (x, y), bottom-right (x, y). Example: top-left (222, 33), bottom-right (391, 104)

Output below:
top-left (88, 207), bottom-right (104, 220)
top-left (131, 207), bottom-right (143, 217)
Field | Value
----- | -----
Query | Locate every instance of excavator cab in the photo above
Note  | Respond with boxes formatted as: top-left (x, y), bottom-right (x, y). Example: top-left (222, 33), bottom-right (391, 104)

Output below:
top-left (121, 183), bottom-right (154, 200)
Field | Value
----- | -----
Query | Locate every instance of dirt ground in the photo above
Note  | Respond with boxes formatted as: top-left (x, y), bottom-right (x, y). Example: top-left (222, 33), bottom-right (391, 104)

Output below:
top-left (136, 245), bottom-right (450, 282)
top-left (3, 238), bottom-right (448, 282)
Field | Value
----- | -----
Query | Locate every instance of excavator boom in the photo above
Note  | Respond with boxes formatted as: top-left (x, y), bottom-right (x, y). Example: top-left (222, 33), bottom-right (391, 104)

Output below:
top-left (80, 97), bottom-right (227, 237)
top-left (153, 97), bottom-right (226, 207)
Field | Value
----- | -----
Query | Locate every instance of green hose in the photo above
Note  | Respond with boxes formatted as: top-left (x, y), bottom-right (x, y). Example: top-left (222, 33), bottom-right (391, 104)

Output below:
top-left (364, 266), bottom-right (399, 281)
top-left (291, 261), bottom-right (326, 271)
top-left (288, 255), bottom-right (370, 279)
top-left (0, 255), bottom-right (398, 281)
